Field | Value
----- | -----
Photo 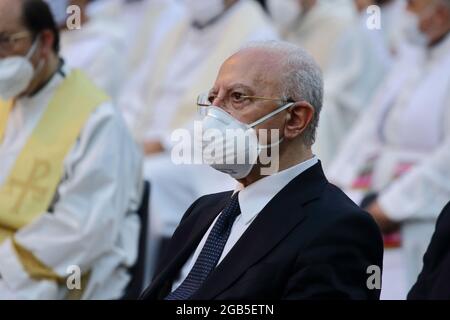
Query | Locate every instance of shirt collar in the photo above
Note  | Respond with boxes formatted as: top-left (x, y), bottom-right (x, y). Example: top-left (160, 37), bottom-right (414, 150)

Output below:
top-left (234, 155), bottom-right (319, 225)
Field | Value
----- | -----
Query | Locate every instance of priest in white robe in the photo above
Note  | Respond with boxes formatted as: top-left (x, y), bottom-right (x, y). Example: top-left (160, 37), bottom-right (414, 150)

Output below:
top-left (0, 0), bottom-right (142, 299)
top-left (267, 0), bottom-right (355, 71)
top-left (117, 0), bottom-right (189, 104)
top-left (328, 0), bottom-right (450, 295)
top-left (118, 0), bottom-right (277, 284)
top-left (314, 0), bottom-right (405, 168)
top-left (116, 0), bottom-right (158, 79)
top-left (44, 0), bottom-right (126, 100)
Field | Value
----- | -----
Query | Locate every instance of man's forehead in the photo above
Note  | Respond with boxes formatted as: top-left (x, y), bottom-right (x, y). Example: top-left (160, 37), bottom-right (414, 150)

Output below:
top-left (0, 0), bottom-right (24, 34)
top-left (215, 49), bottom-right (283, 90)
top-left (226, 48), bottom-right (283, 70)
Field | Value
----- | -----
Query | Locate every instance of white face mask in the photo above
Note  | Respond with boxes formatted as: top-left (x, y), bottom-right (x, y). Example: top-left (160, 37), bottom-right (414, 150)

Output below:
top-left (198, 102), bottom-right (294, 179)
top-left (401, 11), bottom-right (429, 47)
top-left (44, 0), bottom-right (70, 27)
top-left (267, 0), bottom-right (303, 33)
top-left (183, 0), bottom-right (225, 26)
top-left (0, 38), bottom-right (41, 101)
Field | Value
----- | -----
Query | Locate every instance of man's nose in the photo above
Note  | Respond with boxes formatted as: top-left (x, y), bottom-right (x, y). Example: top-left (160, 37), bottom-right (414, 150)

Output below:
top-left (212, 97), bottom-right (234, 115)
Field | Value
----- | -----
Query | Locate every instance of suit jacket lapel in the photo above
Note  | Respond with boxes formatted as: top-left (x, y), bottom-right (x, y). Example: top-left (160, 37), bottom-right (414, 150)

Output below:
top-left (192, 162), bottom-right (328, 299)
top-left (141, 192), bottom-right (232, 299)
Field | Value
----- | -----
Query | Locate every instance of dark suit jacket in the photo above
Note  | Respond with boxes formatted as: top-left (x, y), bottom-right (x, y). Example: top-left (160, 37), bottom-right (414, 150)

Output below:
top-left (408, 201), bottom-right (450, 300)
top-left (141, 163), bottom-right (384, 300)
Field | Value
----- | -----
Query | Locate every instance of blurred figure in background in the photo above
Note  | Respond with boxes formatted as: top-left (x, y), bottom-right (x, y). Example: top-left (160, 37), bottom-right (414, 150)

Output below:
top-left (267, 0), bottom-right (354, 70)
top-left (118, 0), bottom-right (277, 286)
top-left (141, 40), bottom-right (383, 301)
top-left (314, 0), bottom-right (405, 168)
top-left (44, 0), bottom-right (126, 100)
top-left (0, 0), bottom-right (142, 299)
top-left (329, 0), bottom-right (450, 298)
top-left (117, 0), bottom-right (172, 80)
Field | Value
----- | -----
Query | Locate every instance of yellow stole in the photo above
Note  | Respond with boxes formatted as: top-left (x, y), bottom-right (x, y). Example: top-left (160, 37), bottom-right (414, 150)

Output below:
top-left (0, 70), bottom-right (109, 245)
top-left (0, 97), bottom-right (13, 143)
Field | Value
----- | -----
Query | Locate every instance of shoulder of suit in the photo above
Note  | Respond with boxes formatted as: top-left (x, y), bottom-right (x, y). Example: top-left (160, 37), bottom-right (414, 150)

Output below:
top-left (309, 182), bottom-right (375, 223)
top-left (298, 183), bottom-right (383, 251)
top-left (441, 201), bottom-right (450, 218)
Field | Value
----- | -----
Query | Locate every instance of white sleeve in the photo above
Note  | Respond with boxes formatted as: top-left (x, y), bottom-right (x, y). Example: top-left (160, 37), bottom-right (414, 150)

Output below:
top-left (379, 103), bottom-right (450, 221)
top-left (0, 102), bottom-right (143, 299)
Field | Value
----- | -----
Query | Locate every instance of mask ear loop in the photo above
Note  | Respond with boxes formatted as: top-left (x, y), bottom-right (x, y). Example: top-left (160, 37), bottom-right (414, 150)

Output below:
top-left (25, 36), bottom-right (40, 60)
top-left (251, 102), bottom-right (295, 150)
top-left (248, 102), bottom-right (295, 128)
top-left (25, 35), bottom-right (46, 76)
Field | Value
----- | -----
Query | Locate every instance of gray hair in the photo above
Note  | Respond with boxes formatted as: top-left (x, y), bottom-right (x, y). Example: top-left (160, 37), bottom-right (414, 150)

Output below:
top-left (241, 40), bottom-right (324, 146)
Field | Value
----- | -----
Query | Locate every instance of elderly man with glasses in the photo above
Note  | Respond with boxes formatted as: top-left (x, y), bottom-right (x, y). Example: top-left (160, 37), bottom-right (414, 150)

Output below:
top-left (141, 40), bottom-right (383, 300)
top-left (125, 0), bottom-right (278, 286)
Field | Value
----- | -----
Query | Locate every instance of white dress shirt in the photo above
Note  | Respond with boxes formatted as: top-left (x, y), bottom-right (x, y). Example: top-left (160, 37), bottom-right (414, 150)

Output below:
top-left (171, 156), bottom-right (319, 292)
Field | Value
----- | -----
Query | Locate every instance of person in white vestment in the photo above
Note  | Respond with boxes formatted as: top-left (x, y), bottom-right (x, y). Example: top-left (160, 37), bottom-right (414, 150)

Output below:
top-left (267, 0), bottom-right (355, 71)
top-left (118, 0), bottom-right (278, 285)
top-left (313, 0), bottom-right (405, 168)
top-left (44, 0), bottom-right (126, 100)
top-left (0, 0), bottom-right (142, 299)
top-left (328, 0), bottom-right (450, 298)
top-left (116, 0), bottom-right (157, 79)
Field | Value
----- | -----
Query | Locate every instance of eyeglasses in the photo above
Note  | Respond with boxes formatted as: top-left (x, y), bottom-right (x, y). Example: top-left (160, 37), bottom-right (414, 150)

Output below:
top-left (197, 91), bottom-right (293, 115)
top-left (0, 31), bottom-right (31, 52)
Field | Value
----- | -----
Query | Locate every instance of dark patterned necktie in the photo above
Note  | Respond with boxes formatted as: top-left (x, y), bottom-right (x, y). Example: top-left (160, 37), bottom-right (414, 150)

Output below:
top-left (165, 193), bottom-right (241, 300)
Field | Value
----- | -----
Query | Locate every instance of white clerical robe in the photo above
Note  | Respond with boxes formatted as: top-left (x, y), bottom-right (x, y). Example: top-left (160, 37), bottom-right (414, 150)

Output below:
top-left (0, 66), bottom-right (143, 299)
top-left (118, 0), bottom-right (188, 82)
top-left (284, 0), bottom-right (354, 71)
top-left (314, 1), bottom-right (404, 168)
top-left (328, 33), bottom-right (450, 292)
top-left (60, 4), bottom-right (126, 101)
top-left (133, 0), bottom-right (278, 286)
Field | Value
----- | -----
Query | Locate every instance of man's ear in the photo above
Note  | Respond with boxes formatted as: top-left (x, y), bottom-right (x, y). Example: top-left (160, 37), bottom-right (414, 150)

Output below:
top-left (284, 101), bottom-right (314, 140)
